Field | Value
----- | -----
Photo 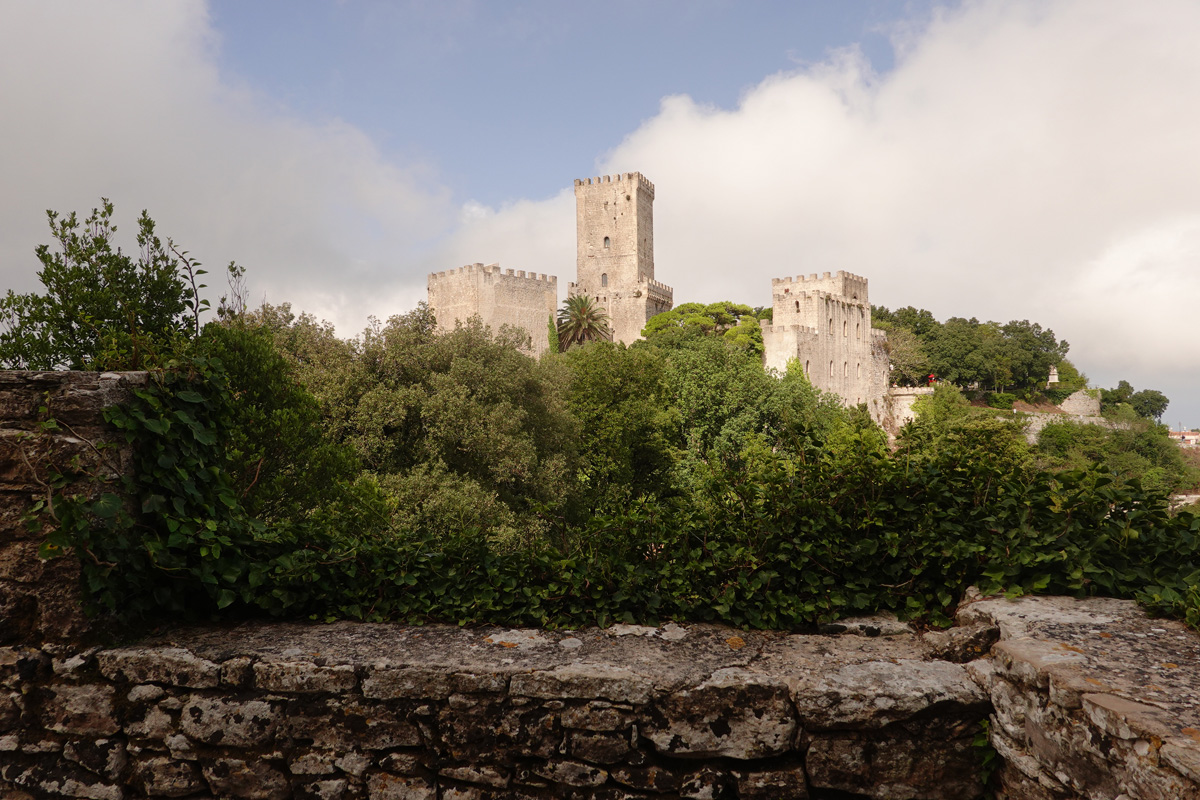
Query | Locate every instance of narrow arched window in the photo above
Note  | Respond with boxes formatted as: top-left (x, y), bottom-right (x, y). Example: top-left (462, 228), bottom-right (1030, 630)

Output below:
top-left (856, 363), bottom-right (861, 378)
top-left (856, 323), bottom-right (860, 339)
top-left (829, 361), bottom-right (834, 377)
top-left (804, 360), bottom-right (810, 375)
top-left (828, 318), bottom-right (833, 335)
top-left (794, 301), bottom-right (799, 312)
top-left (601, 273), bottom-right (608, 288)
top-left (603, 236), bottom-right (610, 248)
top-left (843, 320), bottom-right (848, 337)
top-left (843, 362), bottom-right (848, 377)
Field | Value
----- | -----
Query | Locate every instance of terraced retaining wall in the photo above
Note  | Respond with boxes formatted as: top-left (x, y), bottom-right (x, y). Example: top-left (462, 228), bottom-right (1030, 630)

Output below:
top-left (3, 371), bottom-right (1200, 799)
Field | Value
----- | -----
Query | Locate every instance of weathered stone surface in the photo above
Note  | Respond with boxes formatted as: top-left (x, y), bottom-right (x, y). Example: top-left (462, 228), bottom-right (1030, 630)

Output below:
top-left (807, 727), bottom-right (983, 800)
top-left (642, 667), bottom-right (797, 759)
top-left (965, 593), bottom-right (1200, 800)
top-left (254, 660), bottom-right (357, 694)
top-left (64, 738), bottom-right (127, 780)
top-left (296, 778), bottom-right (348, 800)
top-left (533, 759), bottom-right (608, 788)
top-left (97, 647), bottom-right (220, 688)
top-left (180, 696), bottom-right (279, 747)
top-left (792, 658), bottom-right (988, 730)
top-left (202, 757), bottom-right (290, 800)
top-left (734, 766), bottom-right (809, 800)
top-left (366, 773), bottom-right (435, 800)
top-left (921, 623), bottom-right (1001, 663)
top-left (44, 684), bottom-right (118, 736)
top-left (135, 755), bottom-right (204, 797)
top-left (510, 663), bottom-right (655, 704)
top-left (439, 764), bottom-right (509, 788)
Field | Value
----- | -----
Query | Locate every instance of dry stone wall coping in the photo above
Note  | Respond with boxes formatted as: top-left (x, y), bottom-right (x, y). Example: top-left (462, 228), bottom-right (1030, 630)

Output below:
top-left (960, 594), bottom-right (1200, 799)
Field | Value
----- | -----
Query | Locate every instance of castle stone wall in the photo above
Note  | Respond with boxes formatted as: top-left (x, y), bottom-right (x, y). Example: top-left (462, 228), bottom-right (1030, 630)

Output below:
top-left (427, 263), bottom-right (557, 356)
top-left (569, 173), bottom-right (673, 344)
top-left (761, 271), bottom-right (889, 414)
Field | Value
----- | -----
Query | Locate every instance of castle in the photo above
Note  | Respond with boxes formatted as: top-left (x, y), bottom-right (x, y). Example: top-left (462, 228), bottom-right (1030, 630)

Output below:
top-left (427, 172), bottom-right (891, 419)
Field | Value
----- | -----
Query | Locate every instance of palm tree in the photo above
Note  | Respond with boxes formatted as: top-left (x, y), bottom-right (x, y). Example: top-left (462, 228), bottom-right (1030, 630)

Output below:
top-left (557, 295), bottom-right (611, 349)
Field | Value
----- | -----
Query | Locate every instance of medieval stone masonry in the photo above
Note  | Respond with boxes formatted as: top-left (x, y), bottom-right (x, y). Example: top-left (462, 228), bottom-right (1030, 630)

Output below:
top-left (427, 263), bottom-right (557, 356)
top-left (760, 270), bottom-right (892, 421)
top-left (568, 173), bottom-right (673, 345)
top-left (426, 173), bottom-right (901, 417)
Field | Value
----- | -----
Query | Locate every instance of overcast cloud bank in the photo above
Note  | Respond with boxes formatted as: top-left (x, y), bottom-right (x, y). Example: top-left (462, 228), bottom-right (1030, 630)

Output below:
top-left (1, 0), bottom-right (1197, 420)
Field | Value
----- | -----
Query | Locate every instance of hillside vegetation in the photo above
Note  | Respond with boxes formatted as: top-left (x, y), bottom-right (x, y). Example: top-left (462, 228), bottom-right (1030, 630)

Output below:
top-left (4, 203), bottom-right (1198, 634)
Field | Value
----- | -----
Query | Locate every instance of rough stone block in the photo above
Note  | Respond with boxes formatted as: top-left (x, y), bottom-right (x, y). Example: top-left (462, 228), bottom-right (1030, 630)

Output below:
top-left (560, 701), bottom-right (630, 732)
top-left (570, 730), bottom-right (631, 764)
top-left (641, 668), bottom-right (796, 759)
top-left (509, 663), bottom-right (654, 705)
top-left (793, 658), bottom-right (988, 730)
top-left (135, 755), bottom-right (205, 797)
top-left (439, 764), bottom-right (509, 788)
top-left (367, 772), bottom-right (435, 800)
top-left (64, 738), bottom-right (128, 781)
top-left (97, 647), bottom-right (220, 688)
top-left (362, 667), bottom-right (454, 700)
top-left (254, 660), bottom-right (357, 694)
top-left (180, 696), bottom-right (279, 747)
top-left (202, 757), bottom-right (290, 800)
top-left (532, 759), bottom-right (608, 788)
top-left (43, 683), bottom-right (118, 736)
top-left (296, 779), bottom-right (349, 800)
top-left (806, 730), bottom-right (983, 800)
top-left (734, 767), bottom-right (810, 800)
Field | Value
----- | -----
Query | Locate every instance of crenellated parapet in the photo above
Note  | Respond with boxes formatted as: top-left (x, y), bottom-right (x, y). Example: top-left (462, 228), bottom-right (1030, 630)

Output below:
top-left (426, 262), bottom-right (558, 356)
top-left (428, 262), bottom-right (556, 290)
top-left (574, 172), bottom-right (654, 199)
top-left (772, 270), bottom-right (869, 306)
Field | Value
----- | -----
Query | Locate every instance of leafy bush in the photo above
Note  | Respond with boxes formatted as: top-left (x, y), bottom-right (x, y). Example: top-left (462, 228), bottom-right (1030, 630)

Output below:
top-left (986, 392), bottom-right (1017, 409)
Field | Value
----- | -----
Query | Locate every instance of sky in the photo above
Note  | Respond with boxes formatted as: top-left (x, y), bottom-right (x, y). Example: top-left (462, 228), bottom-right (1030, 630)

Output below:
top-left (2, 0), bottom-right (1199, 427)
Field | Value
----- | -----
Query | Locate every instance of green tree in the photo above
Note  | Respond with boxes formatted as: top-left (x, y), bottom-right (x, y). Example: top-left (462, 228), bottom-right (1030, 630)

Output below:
top-left (0, 199), bottom-right (210, 369)
top-left (643, 301), bottom-right (764, 355)
top-left (1131, 389), bottom-right (1170, 422)
top-left (557, 295), bottom-right (611, 349)
top-left (546, 312), bottom-right (560, 355)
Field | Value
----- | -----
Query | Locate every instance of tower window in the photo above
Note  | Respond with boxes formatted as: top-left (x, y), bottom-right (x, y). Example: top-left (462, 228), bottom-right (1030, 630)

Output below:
top-left (805, 360), bottom-right (810, 375)
top-left (843, 320), bottom-right (847, 337)
top-left (829, 361), bottom-right (834, 377)
top-left (856, 323), bottom-right (860, 339)
top-left (843, 362), bottom-right (848, 377)
top-left (601, 273), bottom-right (608, 288)
top-left (603, 236), bottom-right (610, 249)
top-left (828, 318), bottom-right (833, 335)
top-left (794, 301), bottom-right (799, 312)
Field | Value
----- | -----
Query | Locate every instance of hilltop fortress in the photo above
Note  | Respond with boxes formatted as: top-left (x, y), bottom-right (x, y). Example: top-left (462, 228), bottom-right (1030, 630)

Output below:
top-left (427, 172), bottom-right (893, 421)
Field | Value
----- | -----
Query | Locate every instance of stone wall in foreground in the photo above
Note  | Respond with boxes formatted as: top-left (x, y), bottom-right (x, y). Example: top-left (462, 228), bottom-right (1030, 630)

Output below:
top-left (0, 619), bottom-right (995, 800)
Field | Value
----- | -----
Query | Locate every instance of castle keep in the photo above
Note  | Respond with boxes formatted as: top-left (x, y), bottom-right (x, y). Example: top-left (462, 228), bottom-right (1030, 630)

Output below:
top-left (568, 173), bottom-right (673, 344)
top-left (426, 262), bottom-right (557, 355)
top-left (760, 270), bottom-right (892, 420)
top-left (426, 173), bottom-right (892, 418)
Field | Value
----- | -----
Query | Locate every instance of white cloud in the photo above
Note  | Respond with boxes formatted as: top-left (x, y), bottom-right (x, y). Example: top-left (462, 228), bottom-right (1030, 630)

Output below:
top-left (0, 1), bottom-right (452, 332)
top-left (451, 0), bottom-right (1200, 414)
top-left (3, 0), bottom-right (1198, 420)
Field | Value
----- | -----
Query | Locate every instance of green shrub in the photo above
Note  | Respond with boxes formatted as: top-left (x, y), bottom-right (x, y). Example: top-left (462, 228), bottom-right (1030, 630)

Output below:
top-left (986, 392), bottom-right (1017, 409)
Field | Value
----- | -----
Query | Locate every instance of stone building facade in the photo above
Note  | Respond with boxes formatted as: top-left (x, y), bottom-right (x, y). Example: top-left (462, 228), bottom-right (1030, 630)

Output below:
top-left (568, 173), bottom-right (673, 345)
top-left (761, 270), bottom-right (891, 418)
top-left (426, 263), bottom-right (557, 356)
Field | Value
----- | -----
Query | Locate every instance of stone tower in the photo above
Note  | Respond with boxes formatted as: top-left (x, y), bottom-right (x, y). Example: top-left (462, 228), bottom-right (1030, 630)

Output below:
top-left (569, 172), bottom-right (673, 344)
top-left (427, 263), bottom-right (557, 356)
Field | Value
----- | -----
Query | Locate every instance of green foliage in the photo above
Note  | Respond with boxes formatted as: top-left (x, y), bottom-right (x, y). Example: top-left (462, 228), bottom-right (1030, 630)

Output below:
top-left (14, 206), bottom-right (1199, 633)
top-left (1036, 418), bottom-right (1198, 496)
top-left (546, 312), bottom-right (560, 355)
top-left (0, 200), bottom-right (210, 370)
top-left (557, 295), bottom-right (611, 349)
top-left (873, 305), bottom-right (1070, 395)
top-left (1101, 380), bottom-right (1172, 423)
top-left (644, 301), bottom-right (764, 355)
top-left (986, 392), bottom-right (1016, 410)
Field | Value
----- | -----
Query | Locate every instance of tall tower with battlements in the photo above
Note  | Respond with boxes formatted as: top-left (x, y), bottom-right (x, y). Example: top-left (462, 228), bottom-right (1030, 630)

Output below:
top-left (569, 172), bottom-right (673, 344)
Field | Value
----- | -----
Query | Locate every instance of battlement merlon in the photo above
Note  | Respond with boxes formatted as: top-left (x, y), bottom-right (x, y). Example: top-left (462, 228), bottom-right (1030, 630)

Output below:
top-left (771, 270), bottom-right (869, 305)
top-left (574, 172), bottom-right (655, 199)
top-left (427, 262), bottom-right (558, 288)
